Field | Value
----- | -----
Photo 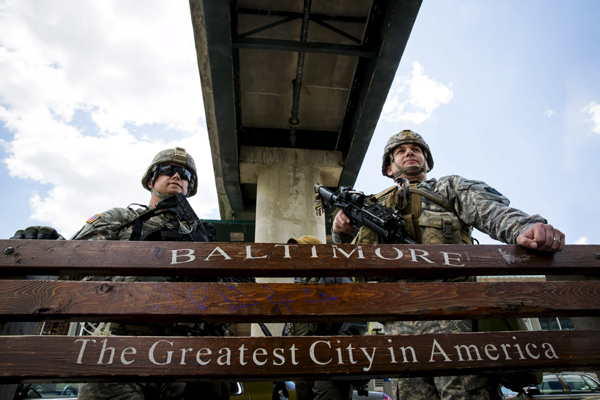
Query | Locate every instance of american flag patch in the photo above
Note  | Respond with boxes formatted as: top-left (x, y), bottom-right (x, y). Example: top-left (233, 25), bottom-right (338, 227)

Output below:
top-left (86, 214), bottom-right (101, 223)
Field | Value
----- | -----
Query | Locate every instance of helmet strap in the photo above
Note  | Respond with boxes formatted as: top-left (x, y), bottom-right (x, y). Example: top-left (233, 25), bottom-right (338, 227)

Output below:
top-left (187, 177), bottom-right (195, 198)
top-left (390, 157), bottom-right (426, 181)
top-left (149, 167), bottom-right (169, 203)
top-left (151, 188), bottom-right (170, 204)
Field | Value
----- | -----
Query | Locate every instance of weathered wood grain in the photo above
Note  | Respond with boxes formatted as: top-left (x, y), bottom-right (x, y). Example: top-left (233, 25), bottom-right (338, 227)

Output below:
top-left (1, 330), bottom-right (599, 383)
top-left (2, 241), bottom-right (599, 381)
top-left (1, 280), bottom-right (599, 322)
top-left (1, 240), bottom-right (599, 278)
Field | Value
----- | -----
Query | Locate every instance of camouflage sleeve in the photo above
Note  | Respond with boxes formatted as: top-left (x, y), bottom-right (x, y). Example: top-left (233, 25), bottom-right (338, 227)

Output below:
top-left (331, 230), bottom-right (355, 244)
top-left (72, 207), bottom-right (137, 241)
top-left (444, 175), bottom-right (547, 244)
top-left (352, 225), bottom-right (380, 245)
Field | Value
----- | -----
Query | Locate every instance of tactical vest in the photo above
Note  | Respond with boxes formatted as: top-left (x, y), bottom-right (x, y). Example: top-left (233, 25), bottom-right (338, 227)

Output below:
top-left (126, 208), bottom-right (216, 242)
top-left (354, 183), bottom-right (472, 245)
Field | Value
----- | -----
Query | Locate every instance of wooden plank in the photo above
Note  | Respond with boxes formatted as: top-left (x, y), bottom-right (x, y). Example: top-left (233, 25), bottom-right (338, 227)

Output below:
top-left (1, 280), bottom-right (599, 323)
top-left (1, 330), bottom-right (599, 383)
top-left (1, 240), bottom-right (599, 278)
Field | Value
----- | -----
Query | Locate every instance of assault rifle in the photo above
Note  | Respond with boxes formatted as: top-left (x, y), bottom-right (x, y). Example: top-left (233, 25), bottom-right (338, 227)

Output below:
top-left (130, 193), bottom-right (217, 242)
top-left (153, 193), bottom-right (217, 242)
top-left (314, 183), bottom-right (416, 244)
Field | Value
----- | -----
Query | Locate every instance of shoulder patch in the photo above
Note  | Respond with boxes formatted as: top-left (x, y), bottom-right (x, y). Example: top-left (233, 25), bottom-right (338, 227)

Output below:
top-left (485, 187), bottom-right (503, 196)
top-left (86, 214), bottom-right (101, 224)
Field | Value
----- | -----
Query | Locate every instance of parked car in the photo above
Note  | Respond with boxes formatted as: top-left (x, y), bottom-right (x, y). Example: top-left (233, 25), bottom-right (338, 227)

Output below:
top-left (504, 372), bottom-right (600, 399)
top-left (17, 383), bottom-right (79, 399)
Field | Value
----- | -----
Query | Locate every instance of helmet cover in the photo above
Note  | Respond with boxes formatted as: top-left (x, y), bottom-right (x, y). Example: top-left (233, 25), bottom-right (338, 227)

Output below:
top-left (141, 147), bottom-right (198, 197)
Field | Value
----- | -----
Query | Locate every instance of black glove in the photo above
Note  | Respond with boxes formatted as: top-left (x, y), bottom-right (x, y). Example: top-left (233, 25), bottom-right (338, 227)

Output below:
top-left (272, 382), bottom-right (289, 400)
top-left (11, 226), bottom-right (62, 240)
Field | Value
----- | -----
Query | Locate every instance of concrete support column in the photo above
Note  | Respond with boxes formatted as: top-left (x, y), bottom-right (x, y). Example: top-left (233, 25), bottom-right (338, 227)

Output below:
top-left (239, 146), bottom-right (342, 337)
top-left (254, 163), bottom-right (326, 243)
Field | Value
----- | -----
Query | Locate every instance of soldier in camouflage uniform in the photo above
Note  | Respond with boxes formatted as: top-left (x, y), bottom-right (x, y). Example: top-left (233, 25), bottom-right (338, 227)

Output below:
top-left (331, 130), bottom-right (565, 400)
top-left (287, 236), bottom-right (368, 400)
top-left (72, 147), bottom-right (229, 400)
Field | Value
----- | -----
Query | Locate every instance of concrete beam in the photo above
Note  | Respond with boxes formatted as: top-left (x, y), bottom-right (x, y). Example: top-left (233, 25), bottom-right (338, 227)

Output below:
top-left (239, 146), bottom-right (343, 187)
top-left (190, 0), bottom-right (244, 217)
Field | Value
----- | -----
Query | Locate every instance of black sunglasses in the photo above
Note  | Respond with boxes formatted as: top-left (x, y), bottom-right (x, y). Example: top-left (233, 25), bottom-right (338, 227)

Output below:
top-left (157, 165), bottom-right (193, 181)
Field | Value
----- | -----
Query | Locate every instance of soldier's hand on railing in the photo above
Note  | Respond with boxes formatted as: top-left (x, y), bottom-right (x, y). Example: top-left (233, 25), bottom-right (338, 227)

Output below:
top-left (517, 222), bottom-right (565, 252)
top-left (11, 226), bottom-right (64, 240)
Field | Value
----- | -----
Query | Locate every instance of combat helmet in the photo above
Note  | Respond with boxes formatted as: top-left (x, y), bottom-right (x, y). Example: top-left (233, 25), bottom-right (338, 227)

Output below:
top-left (141, 147), bottom-right (198, 197)
top-left (381, 130), bottom-right (434, 180)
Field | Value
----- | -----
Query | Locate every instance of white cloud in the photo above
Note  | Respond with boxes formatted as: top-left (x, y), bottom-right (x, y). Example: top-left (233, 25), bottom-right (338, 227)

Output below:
top-left (381, 62), bottom-right (453, 125)
top-left (574, 236), bottom-right (590, 245)
top-left (582, 101), bottom-right (600, 134)
top-left (0, 1), bottom-right (204, 132)
top-left (0, 1), bottom-right (218, 237)
top-left (4, 111), bottom-right (217, 237)
top-left (544, 109), bottom-right (556, 118)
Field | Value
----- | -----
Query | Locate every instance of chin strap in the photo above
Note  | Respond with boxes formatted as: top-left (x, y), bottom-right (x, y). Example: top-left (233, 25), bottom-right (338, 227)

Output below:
top-left (151, 187), bottom-right (170, 202)
top-left (149, 167), bottom-right (189, 202)
top-left (390, 157), bottom-right (427, 181)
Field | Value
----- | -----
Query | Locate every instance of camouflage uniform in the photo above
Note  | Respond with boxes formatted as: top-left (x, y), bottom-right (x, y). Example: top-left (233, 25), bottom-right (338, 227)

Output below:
top-left (337, 176), bottom-right (547, 400)
top-left (73, 206), bottom-right (229, 400)
top-left (73, 206), bottom-right (192, 242)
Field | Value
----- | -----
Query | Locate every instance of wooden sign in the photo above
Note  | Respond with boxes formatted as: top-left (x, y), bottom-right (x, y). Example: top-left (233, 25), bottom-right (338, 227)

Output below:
top-left (2, 240), bottom-right (599, 383)
top-left (1, 330), bottom-right (599, 383)
top-left (1, 280), bottom-right (599, 323)
top-left (1, 240), bottom-right (600, 278)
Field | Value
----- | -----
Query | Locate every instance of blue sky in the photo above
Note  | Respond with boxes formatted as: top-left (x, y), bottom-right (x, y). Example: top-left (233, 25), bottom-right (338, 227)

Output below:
top-left (1, 1), bottom-right (599, 244)
top-left (355, 0), bottom-right (600, 245)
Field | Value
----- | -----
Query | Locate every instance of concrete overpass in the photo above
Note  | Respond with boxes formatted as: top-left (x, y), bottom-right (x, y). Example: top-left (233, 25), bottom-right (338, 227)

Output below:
top-left (190, 0), bottom-right (421, 244)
